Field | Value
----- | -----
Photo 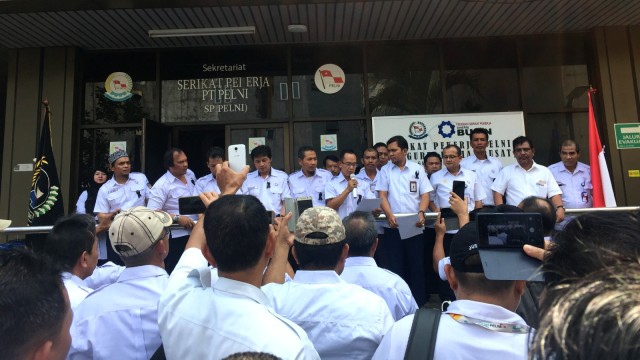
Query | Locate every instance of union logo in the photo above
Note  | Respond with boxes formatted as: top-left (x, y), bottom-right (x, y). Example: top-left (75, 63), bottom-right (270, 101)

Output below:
top-left (104, 72), bottom-right (134, 102)
top-left (408, 121), bottom-right (428, 140)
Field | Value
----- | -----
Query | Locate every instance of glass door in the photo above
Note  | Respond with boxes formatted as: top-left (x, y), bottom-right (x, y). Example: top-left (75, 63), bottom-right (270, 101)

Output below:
top-left (226, 124), bottom-right (291, 173)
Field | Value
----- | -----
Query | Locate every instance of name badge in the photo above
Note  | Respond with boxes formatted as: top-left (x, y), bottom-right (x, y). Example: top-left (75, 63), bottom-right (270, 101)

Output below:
top-left (410, 181), bottom-right (417, 193)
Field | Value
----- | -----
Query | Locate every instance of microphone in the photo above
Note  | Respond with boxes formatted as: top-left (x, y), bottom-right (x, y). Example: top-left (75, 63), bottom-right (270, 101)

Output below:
top-left (350, 174), bottom-right (357, 198)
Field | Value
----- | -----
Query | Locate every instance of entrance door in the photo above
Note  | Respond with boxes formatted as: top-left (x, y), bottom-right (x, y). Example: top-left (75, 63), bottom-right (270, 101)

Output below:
top-left (226, 124), bottom-right (290, 173)
top-left (175, 125), bottom-right (226, 179)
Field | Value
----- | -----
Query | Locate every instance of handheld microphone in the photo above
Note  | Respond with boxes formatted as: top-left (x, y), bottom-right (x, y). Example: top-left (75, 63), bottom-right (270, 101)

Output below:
top-left (350, 174), bottom-right (357, 198)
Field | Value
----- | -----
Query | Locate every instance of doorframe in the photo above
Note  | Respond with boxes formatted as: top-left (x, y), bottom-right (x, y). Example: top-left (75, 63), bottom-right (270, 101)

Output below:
top-left (225, 123), bottom-right (291, 173)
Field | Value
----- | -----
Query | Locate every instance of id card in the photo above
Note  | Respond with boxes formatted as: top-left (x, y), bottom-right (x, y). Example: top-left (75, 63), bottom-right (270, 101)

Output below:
top-left (409, 181), bottom-right (417, 193)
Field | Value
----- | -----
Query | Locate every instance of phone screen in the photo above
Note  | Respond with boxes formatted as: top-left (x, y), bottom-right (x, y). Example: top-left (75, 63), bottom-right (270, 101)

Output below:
top-left (178, 196), bottom-right (207, 215)
top-left (476, 213), bottom-right (544, 248)
top-left (452, 180), bottom-right (465, 200)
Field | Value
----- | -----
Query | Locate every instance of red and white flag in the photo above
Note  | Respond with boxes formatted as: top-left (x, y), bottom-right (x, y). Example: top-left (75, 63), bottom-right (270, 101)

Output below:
top-left (588, 88), bottom-right (617, 207)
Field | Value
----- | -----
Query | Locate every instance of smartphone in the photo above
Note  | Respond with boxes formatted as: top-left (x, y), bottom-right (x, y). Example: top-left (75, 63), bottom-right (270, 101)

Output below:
top-left (228, 144), bottom-right (247, 172)
top-left (178, 196), bottom-right (207, 215)
top-left (476, 213), bottom-right (544, 248)
top-left (266, 210), bottom-right (275, 224)
top-left (284, 196), bottom-right (314, 232)
top-left (452, 180), bottom-right (465, 200)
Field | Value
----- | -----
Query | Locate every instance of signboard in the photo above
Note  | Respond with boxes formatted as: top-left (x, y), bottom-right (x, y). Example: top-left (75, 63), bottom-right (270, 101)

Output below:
top-left (320, 134), bottom-right (338, 151)
top-left (372, 112), bottom-right (526, 165)
top-left (614, 123), bottom-right (640, 149)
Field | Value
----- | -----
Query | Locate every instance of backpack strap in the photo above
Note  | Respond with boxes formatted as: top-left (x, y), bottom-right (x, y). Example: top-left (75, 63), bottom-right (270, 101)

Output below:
top-left (404, 307), bottom-right (442, 360)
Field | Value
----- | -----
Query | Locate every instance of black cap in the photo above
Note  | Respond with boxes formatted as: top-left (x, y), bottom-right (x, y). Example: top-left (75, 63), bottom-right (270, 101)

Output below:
top-left (449, 222), bottom-right (484, 273)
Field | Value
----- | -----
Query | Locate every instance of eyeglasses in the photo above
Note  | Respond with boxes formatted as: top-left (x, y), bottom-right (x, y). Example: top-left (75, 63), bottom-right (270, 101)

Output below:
top-left (342, 162), bottom-right (357, 168)
top-left (442, 155), bottom-right (459, 160)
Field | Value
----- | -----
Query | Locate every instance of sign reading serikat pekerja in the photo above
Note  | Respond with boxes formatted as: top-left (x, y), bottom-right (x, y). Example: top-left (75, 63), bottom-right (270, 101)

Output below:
top-left (372, 112), bottom-right (526, 166)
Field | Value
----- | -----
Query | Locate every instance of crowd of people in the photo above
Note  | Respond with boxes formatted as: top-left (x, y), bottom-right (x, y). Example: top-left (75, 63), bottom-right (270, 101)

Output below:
top-left (1, 130), bottom-right (638, 360)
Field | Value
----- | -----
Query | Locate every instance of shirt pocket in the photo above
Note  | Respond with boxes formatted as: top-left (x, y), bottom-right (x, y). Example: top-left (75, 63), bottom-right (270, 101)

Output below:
top-left (130, 182), bottom-right (146, 199)
top-left (291, 186), bottom-right (306, 196)
top-left (106, 188), bottom-right (125, 207)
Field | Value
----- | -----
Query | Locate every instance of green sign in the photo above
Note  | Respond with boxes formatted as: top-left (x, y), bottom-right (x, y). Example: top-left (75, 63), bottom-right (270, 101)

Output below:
top-left (614, 123), bottom-right (640, 149)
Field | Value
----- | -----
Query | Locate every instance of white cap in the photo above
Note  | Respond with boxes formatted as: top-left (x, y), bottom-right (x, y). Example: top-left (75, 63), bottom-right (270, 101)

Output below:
top-left (109, 207), bottom-right (172, 257)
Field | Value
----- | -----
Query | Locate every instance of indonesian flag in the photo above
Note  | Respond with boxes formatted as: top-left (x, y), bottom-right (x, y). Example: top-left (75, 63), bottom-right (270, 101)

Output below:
top-left (588, 89), bottom-right (617, 207)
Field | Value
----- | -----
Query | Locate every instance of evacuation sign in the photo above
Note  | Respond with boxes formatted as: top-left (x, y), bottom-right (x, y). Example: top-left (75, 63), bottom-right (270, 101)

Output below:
top-left (614, 123), bottom-right (640, 149)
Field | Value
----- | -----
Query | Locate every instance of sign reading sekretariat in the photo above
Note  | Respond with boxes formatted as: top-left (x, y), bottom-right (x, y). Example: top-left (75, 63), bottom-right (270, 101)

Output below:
top-left (174, 64), bottom-right (271, 113)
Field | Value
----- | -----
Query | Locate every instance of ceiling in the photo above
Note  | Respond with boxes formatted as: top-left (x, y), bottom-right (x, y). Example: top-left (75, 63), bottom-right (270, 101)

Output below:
top-left (0, 0), bottom-right (639, 50)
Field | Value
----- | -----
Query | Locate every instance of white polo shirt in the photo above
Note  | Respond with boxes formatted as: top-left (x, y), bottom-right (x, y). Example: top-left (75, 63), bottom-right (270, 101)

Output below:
top-left (460, 154), bottom-right (503, 206)
top-left (94, 172), bottom-right (149, 213)
top-left (68, 265), bottom-right (169, 360)
top-left (324, 174), bottom-right (372, 218)
top-left (147, 169), bottom-right (199, 238)
top-left (372, 300), bottom-right (531, 360)
top-left (241, 168), bottom-right (291, 213)
top-left (262, 270), bottom-right (394, 360)
top-left (548, 161), bottom-right (592, 209)
top-left (194, 173), bottom-right (220, 194)
top-left (375, 160), bottom-right (433, 214)
top-left (429, 166), bottom-right (486, 212)
top-left (491, 162), bottom-right (562, 206)
top-left (288, 168), bottom-right (334, 206)
top-left (341, 257), bottom-right (418, 321)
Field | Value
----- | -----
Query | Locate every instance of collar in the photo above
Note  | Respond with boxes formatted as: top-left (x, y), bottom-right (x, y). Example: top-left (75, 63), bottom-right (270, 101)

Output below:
top-left (515, 161), bottom-right (539, 172)
top-left (292, 270), bottom-right (344, 284)
top-left (445, 166), bottom-right (464, 177)
top-left (213, 277), bottom-right (270, 305)
top-left (445, 299), bottom-right (527, 326)
top-left (345, 256), bottom-right (377, 267)
top-left (356, 168), bottom-right (377, 180)
top-left (117, 265), bottom-right (167, 282)
top-left (62, 271), bottom-right (85, 286)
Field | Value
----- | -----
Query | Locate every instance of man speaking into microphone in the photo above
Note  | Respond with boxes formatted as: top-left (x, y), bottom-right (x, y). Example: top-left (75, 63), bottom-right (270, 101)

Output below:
top-left (326, 149), bottom-right (376, 219)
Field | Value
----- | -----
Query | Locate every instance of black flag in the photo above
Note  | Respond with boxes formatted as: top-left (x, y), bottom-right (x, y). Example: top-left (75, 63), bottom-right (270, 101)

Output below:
top-left (28, 102), bottom-right (64, 227)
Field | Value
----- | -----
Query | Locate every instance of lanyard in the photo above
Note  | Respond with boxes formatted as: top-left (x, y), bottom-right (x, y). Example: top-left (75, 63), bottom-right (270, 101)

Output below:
top-left (448, 313), bottom-right (530, 334)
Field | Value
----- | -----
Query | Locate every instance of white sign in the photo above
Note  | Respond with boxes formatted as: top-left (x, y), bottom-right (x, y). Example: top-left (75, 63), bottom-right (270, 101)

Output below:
top-left (372, 112), bottom-right (526, 165)
top-left (248, 137), bottom-right (265, 151)
top-left (314, 64), bottom-right (345, 94)
top-left (109, 141), bottom-right (127, 154)
top-left (320, 134), bottom-right (338, 151)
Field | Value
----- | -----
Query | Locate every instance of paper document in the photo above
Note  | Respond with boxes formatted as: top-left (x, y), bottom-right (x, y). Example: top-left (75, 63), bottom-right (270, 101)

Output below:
top-left (393, 213), bottom-right (423, 239)
top-left (356, 198), bottom-right (382, 213)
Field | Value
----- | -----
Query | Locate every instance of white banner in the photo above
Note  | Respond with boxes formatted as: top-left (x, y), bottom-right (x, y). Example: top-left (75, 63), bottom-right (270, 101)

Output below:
top-left (372, 112), bottom-right (525, 166)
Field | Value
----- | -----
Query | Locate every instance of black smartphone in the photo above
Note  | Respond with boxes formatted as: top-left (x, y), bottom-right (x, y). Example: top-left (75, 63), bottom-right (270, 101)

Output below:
top-left (178, 196), bottom-right (207, 215)
top-left (476, 213), bottom-right (544, 248)
top-left (297, 198), bottom-right (314, 216)
top-left (452, 180), bottom-right (465, 200)
top-left (266, 210), bottom-right (275, 224)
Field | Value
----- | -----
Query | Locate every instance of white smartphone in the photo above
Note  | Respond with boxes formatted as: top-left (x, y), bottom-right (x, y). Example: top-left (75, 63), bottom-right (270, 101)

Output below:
top-left (228, 144), bottom-right (247, 172)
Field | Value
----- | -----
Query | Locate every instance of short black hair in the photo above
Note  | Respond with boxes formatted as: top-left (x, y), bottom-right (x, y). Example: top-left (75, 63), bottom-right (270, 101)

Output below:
top-left (343, 211), bottom-right (377, 256)
top-left (362, 147), bottom-right (378, 157)
top-left (443, 144), bottom-right (461, 156)
top-left (0, 249), bottom-right (67, 359)
top-left (519, 196), bottom-right (556, 236)
top-left (560, 139), bottom-right (580, 153)
top-left (203, 195), bottom-right (271, 272)
top-left (297, 145), bottom-right (316, 160)
top-left (470, 128), bottom-right (490, 141)
top-left (338, 149), bottom-right (356, 162)
top-left (386, 135), bottom-right (408, 150)
top-left (424, 152), bottom-right (442, 163)
top-left (42, 214), bottom-right (96, 272)
top-left (323, 155), bottom-right (339, 166)
top-left (163, 147), bottom-right (184, 170)
top-left (207, 146), bottom-right (225, 160)
top-left (513, 136), bottom-right (534, 150)
top-left (373, 142), bottom-right (387, 150)
top-left (294, 240), bottom-right (346, 270)
top-left (250, 145), bottom-right (272, 160)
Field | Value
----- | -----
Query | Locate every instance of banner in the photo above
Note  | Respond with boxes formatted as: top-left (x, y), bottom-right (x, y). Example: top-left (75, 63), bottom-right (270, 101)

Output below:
top-left (372, 112), bottom-right (525, 165)
top-left (28, 103), bottom-right (65, 226)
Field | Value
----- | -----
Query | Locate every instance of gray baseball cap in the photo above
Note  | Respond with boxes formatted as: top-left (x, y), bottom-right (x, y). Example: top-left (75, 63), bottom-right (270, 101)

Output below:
top-left (294, 207), bottom-right (345, 245)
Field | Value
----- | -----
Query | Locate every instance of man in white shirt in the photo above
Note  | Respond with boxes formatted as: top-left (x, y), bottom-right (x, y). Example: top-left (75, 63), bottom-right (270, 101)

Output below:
top-left (340, 211), bottom-right (418, 320)
top-left (288, 145), bottom-right (334, 206)
top-left (548, 139), bottom-right (592, 229)
top-left (148, 147), bottom-right (199, 273)
top-left (41, 214), bottom-right (124, 310)
top-left (194, 146), bottom-right (224, 194)
top-left (460, 128), bottom-right (503, 207)
top-left (376, 135), bottom-right (432, 306)
top-left (0, 249), bottom-right (72, 360)
top-left (374, 142), bottom-right (389, 170)
top-left (373, 221), bottom-right (530, 360)
top-left (68, 207), bottom-right (171, 359)
top-left (492, 136), bottom-right (565, 223)
top-left (262, 207), bottom-right (394, 360)
top-left (326, 149), bottom-right (375, 218)
top-left (158, 162), bottom-right (320, 360)
top-left (241, 145), bottom-right (291, 215)
top-left (94, 150), bottom-right (150, 264)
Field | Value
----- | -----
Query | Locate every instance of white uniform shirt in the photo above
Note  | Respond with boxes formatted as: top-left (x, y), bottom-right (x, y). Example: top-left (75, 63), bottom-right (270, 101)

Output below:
top-left (158, 260), bottom-right (319, 359)
top-left (94, 173), bottom-right (149, 214)
top-left (194, 173), bottom-right (220, 194)
top-left (62, 272), bottom-right (94, 310)
top-left (62, 263), bottom-right (124, 310)
top-left (147, 169), bottom-right (198, 238)
top-left (75, 190), bottom-right (88, 214)
top-left (372, 300), bottom-right (530, 360)
top-left (262, 270), bottom-right (394, 360)
top-left (430, 167), bottom-right (486, 212)
top-left (68, 265), bottom-right (168, 360)
top-left (341, 257), bottom-right (418, 321)
top-left (460, 154), bottom-right (503, 206)
top-left (491, 162), bottom-right (562, 206)
top-left (288, 168), bottom-right (333, 206)
top-left (355, 168), bottom-right (380, 199)
top-left (76, 190), bottom-right (109, 259)
top-left (324, 174), bottom-right (372, 218)
top-left (375, 161), bottom-right (433, 214)
top-left (241, 169), bottom-right (291, 213)
top-left (548, 161), bottom-right (592, 208)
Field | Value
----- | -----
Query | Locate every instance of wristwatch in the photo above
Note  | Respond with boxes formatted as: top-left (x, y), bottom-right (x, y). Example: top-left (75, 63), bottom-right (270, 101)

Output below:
top-left (173, 215), bottom-right (180, 223)
top-left (555, 205), bottom-right (564, 211)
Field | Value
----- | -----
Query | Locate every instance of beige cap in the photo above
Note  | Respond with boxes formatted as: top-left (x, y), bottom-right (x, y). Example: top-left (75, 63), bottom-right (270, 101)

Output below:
top-left (294, 207), bottom-right (345, 245)
top-left (109, 207), bottom-right (172, 257)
